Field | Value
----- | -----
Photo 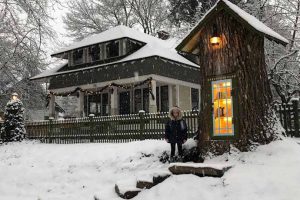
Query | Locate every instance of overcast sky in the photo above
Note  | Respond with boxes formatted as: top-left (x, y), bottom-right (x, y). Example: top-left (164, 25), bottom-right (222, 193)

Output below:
top-left (47, 1), bottom-right (71, 55)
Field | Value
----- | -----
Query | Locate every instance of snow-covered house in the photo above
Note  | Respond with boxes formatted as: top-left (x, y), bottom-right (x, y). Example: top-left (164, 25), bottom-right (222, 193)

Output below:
top-left (31, 25), bottom-right (200, 118)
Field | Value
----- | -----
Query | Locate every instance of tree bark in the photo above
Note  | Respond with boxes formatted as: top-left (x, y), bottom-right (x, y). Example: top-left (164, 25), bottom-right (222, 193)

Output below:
top-left (197, 10), bottom-right (276, 155)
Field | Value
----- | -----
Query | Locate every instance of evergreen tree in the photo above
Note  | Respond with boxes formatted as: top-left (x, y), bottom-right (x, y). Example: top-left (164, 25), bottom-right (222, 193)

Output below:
top-left (0, 93), bottom-right (26, 142)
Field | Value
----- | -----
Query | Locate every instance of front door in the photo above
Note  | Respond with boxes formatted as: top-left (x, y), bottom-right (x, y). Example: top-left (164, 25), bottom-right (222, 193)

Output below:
top-left (119, 91), bottom-right (131, 114)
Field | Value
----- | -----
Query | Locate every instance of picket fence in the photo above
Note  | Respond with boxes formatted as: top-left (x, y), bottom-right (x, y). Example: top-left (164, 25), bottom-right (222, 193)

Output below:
top-left (0, 111), bottom-right (199, 144)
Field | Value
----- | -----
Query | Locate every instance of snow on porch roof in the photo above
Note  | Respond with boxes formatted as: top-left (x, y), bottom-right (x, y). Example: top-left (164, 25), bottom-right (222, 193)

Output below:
top-left (176, 0), bottom-right (289, 52)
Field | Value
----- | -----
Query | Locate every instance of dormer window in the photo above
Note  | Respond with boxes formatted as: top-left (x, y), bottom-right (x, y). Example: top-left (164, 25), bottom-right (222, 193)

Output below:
top-left (106, 41), bottom-right (119, 58)
top-left (128, 40), bottom-right (142, 54)
top-left (89, 44), bottom-right (101, 62)
top-left (73, 49), bottom-right (83, 65)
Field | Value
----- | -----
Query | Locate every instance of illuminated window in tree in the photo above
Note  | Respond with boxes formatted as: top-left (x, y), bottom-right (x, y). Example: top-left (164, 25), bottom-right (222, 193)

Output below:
top-left (212, 79), bottom-right (234, 136)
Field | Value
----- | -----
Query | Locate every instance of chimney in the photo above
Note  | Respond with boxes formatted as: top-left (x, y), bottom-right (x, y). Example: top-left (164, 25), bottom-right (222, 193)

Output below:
top-left (157, 30), bottom-right (170, 40)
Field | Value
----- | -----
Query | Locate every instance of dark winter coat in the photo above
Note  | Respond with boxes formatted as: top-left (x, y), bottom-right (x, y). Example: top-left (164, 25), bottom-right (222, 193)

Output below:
top-left (165, 107), bottom-right (188, 144)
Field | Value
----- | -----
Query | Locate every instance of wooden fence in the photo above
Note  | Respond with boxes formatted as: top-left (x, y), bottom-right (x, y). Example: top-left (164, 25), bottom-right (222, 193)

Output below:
top-left (1, 99), bottom-right (299, 144)
top-left (275, 99), bottom-right (300, 137)
top-left (0, 110), bottom-right (199, 144)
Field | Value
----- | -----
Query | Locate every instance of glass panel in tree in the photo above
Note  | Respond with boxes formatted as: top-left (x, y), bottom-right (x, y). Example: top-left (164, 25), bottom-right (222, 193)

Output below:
top-left (212, 79), bottom-right (234, 136)
top-left (134, 89), bottom-right (142, 113)
top-left (119, 91), bottom-right (130, 114)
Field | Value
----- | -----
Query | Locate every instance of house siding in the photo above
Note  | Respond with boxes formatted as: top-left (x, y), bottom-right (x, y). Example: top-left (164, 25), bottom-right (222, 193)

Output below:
top-left (48, 57), bottom-right (200, 90)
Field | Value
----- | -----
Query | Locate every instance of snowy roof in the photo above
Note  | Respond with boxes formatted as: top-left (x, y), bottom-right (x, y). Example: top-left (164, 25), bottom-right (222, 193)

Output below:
top-left (31, 26), bottom-right (199, 81)
top-left (177, 0), bottom-right (289, 51)
top-left (31, 59), bottom-right (68, 80)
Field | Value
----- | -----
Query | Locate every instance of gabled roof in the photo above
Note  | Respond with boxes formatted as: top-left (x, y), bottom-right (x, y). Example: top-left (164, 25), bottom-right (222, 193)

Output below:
top-left (31, 26), bottom-right (199, 81)
top-left (176, 0), bottom-right (289, 52)
top-left (52, 25), bottom-right (147, 55)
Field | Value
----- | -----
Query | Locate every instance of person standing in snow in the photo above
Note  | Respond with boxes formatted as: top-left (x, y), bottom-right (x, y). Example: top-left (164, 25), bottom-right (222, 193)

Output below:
top-left (165, 106), bottom-right (188, 162)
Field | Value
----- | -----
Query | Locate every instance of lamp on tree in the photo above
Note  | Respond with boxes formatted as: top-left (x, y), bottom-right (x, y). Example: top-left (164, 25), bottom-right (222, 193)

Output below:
top-left (210, 24), bottom-right (221, 45)
top-left (11, 92), bottom-right (19, 101)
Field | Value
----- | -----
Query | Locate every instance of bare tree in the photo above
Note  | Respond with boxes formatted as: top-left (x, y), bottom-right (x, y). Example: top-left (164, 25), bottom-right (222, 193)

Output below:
top-left (0, 0), bottom-right (57, 111)
top-left (63, 0), bottom-right (135, 40)
top-left (265, 0), bottom-right (300, 103)
top-left (129, 0), bottom-right (169, 34)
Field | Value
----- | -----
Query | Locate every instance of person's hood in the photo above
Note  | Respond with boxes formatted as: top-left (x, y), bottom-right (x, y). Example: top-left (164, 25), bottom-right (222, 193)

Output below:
top-left (169, 107), bottom-right (183, 120)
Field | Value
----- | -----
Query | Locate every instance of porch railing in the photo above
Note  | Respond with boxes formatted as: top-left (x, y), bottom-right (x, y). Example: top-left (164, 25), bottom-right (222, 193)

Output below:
top-left (0, 110), bottom-right (200, 144)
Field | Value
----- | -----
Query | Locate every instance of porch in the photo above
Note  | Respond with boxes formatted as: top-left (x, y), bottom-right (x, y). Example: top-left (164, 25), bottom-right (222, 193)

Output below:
top-left (48, 75), bottom-right (200, 118)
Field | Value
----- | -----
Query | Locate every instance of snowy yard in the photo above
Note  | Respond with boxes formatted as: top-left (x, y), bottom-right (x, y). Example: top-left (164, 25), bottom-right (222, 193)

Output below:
top-left (0, 138), bottom-right (300, 200)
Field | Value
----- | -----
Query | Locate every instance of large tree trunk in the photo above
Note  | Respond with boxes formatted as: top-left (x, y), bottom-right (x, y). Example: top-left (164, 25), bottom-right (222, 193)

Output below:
top-left (197, 10), bottom-right (277, 155)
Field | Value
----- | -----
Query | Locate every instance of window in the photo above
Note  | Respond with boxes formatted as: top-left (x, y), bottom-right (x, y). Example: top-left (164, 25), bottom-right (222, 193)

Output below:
top-left (102, 93), bottom-right (109, 116)
top-left (191, 88), bottom-right (199, 110)
top-left (119, 91), bottom-right (131, 114)
top-left (85, 93), bottom-right (109, 116)
top-left (134, 88), bottom-right (150, 113)
top-left (106, 41), bottom-right (119, 58)
top-left (160, 86), bottom-right (169, 112)
top-left (212, 79), bottom-right (234, 136)
top-left (134, 89), bottom-right (142, 112)
top-left (143, 88), bottom-right (149, 113)
top-left (73, 49), bottom-right (84, 65)
top-left (127, 40), bottom-right (142, 54)
top-left (89, 44), bottom-right (101, 62)
top-left (156, 85), bottom-right (169, 112)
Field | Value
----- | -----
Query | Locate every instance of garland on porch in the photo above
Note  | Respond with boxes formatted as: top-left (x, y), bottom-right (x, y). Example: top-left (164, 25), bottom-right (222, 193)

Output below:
top-left (46, 77), bottom-right (155, 106)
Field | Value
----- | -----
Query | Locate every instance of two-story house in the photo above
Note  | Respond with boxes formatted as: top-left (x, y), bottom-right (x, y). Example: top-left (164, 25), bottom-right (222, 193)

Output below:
top-left (31, 25), bottom-right (201, 118)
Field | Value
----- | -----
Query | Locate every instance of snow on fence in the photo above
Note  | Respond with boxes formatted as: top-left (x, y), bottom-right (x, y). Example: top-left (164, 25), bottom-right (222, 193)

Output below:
top-left (275, 99), bottom-right (300, 137)
top-left (0, 110), bottom-right (199, 144)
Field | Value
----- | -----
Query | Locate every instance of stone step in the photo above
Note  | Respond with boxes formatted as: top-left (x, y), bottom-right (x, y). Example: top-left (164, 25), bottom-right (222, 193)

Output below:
top-left (115, 179), bottom-right (142, 199)
top-left (168, 162), bottom-right (232, 177)
top-left (115, 171), bottom-right (172, 199)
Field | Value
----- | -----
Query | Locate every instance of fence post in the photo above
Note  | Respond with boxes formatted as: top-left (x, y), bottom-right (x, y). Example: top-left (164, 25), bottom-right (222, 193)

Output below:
top-left (292, 98), bottom-right (299, 137)
top-left (139, 110), bottom-right (145, 140)
top-left (49, 117), bottom-right (54, 143)
top-left (89, 114), bottom-right (95, 143)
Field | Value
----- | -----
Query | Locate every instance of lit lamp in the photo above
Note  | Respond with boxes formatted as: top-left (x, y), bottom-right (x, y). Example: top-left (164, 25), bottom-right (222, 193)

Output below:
top-left (11, 92), bottom-right (19, 101)
top-left (210, 24), bottom-right (221, 45)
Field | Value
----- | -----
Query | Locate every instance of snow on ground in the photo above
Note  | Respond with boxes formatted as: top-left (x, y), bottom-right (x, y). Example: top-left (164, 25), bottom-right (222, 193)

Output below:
top-left (0, 138), bottom-right (300, 200)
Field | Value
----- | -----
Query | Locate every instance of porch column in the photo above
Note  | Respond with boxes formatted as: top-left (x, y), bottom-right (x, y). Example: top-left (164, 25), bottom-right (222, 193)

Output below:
top-left (111, 87), bottom-right (118, 115)
top-left (175, 85), bottom-right (180, 107)
top-left (168, 85), bottom-right (176, 110)
top-left (77, 91), bottom-right (85, 118)
top-left (149, 79), bottom-right (157, 113)
top-left (49, 93), bottom-right (55, 118)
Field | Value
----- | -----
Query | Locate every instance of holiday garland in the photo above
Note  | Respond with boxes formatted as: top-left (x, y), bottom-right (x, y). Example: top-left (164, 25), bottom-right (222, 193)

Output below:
top-left (46, 77), bottom-right (155, 104)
